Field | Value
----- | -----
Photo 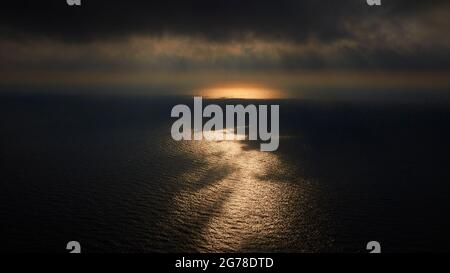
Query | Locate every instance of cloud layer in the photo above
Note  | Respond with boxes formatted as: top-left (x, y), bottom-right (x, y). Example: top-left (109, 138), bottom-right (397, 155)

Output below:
top-left (1, 0), bottom-right (449, 91)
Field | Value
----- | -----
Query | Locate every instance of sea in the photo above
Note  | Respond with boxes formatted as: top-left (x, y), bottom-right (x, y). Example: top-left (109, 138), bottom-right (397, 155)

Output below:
top-left (1, 94), bottom-right (450, 252)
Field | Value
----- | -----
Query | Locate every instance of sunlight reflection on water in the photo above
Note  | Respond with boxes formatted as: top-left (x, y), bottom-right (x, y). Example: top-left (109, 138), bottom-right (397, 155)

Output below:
top-left (165, 129), bottom-right (317, 251)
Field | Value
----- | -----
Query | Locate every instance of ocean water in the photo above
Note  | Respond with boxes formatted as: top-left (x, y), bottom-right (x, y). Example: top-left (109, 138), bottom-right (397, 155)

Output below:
top-left (1, 94), bottom-right (450, 252)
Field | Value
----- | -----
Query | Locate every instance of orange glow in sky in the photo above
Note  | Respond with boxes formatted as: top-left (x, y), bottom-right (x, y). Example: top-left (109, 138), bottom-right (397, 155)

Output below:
top-left (199, 84), bottom-right (283, 99)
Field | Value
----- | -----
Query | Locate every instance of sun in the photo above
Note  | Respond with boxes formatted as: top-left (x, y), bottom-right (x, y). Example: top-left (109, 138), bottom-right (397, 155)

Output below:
top-left (199, 83), bottom-right (283, 99)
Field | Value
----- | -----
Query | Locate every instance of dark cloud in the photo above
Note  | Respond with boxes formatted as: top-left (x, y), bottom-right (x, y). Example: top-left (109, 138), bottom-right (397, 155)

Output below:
top-left (0, 0), bottom-right (446, 42)
top-left (0, 0), bottom-right (449, 72)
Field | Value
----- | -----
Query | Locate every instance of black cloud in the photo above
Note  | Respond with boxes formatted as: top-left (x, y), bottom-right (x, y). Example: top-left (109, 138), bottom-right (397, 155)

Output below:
top-left (0, 0), bottom-right (445, 42)
top-left (1, 0), bottom-right (449, 71)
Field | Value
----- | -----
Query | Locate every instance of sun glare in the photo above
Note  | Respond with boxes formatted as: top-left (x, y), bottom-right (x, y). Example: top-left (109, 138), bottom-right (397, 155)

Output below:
top-left (199, 84), bottom-right (282, 99)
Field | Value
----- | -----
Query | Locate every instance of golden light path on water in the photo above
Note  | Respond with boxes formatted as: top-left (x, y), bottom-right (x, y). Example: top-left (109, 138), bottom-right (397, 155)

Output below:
top-left (165, 129), bottom-right (321, 252)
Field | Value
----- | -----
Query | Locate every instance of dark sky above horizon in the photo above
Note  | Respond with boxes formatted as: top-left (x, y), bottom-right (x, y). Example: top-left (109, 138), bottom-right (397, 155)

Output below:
top-left (1, 0), bottom-right (449, 97)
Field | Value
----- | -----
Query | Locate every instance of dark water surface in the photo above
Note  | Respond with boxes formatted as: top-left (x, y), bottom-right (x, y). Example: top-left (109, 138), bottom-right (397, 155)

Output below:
top-left (1, 94), bottom-right (450, 252)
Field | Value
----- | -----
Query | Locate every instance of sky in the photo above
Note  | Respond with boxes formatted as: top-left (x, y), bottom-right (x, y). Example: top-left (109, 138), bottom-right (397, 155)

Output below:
top-left (1, 0), bottom-right (449, 98)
